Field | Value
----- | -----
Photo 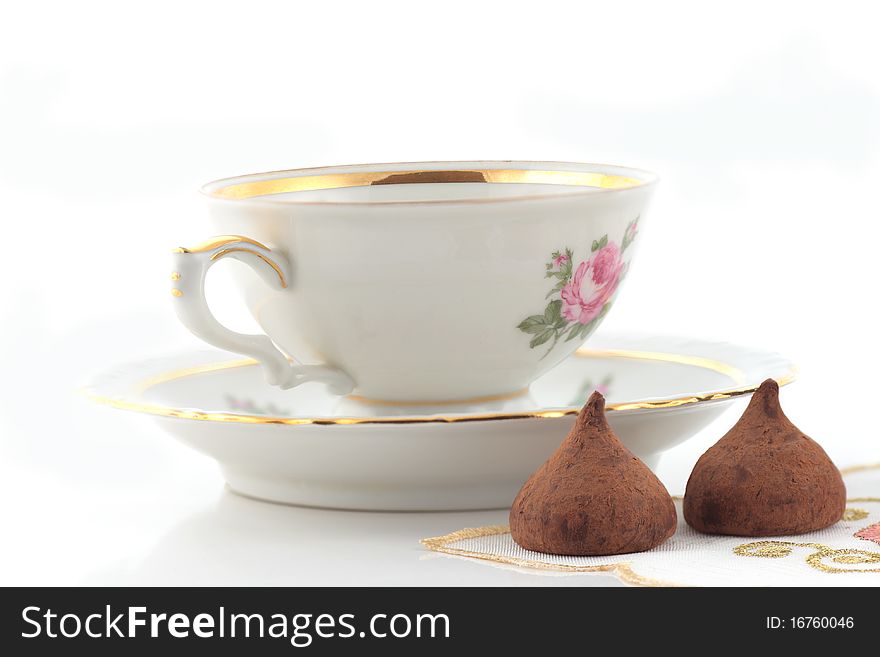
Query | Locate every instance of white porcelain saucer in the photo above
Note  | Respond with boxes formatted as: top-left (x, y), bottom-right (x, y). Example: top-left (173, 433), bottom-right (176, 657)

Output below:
top-left (83, 333), bottom-right (795, 511)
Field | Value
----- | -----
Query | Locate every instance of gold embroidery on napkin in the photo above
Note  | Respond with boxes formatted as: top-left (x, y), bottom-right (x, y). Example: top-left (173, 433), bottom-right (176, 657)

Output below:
top-left (420, 526), bottom-right (679, 587)
top-left (734, 540), bottom-right (880, 573)
top-left (842, 508), bottom-right (869, 521)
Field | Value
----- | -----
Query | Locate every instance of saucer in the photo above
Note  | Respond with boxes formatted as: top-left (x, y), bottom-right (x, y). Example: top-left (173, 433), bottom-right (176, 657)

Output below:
top-left (83, 333), bottom-right (795, 510)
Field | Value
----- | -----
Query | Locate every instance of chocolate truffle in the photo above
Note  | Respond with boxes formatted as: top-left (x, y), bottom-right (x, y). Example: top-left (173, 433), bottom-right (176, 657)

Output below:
top-left (509, 392), bottom-right (677, 556)
top-left (683, 379), bottom-right (845, 536)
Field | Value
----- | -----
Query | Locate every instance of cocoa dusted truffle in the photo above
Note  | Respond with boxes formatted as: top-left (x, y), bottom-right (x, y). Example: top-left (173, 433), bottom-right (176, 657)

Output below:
top-left (684, 379), bottom-right (845, 536)
top-left (509, 392), bottom-right (677, 556)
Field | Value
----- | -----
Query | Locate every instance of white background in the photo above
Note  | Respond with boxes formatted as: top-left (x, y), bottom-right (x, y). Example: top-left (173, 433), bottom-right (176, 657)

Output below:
top-left (1, 0), bottom-right (878, 585)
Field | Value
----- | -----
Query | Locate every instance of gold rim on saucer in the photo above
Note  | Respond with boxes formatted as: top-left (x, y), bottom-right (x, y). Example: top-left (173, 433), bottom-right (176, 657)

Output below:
top-left (81, 348), bottom-right (797, 426)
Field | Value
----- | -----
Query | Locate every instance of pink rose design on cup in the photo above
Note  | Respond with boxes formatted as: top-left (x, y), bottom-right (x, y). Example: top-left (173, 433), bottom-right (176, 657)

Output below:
top-left (517, 216), bottom-right (640, 356)
top-left (591, 242), bottom-right (622, 286)
top-left (561, 243), bottom-right (624, 325)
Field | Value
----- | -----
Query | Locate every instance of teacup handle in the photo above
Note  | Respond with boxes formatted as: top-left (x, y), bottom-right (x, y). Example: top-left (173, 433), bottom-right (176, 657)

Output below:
top-left (169, 235), bottom-right (355, 395)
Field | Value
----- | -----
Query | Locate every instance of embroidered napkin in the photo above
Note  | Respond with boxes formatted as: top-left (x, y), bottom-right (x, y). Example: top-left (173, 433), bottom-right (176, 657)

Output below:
top-left (421, 464), bottom-right (880, 586)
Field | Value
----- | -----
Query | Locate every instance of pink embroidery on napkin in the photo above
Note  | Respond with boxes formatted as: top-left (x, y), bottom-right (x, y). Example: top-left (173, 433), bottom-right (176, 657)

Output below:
top-left (855, 522), bottom-right (880, 546)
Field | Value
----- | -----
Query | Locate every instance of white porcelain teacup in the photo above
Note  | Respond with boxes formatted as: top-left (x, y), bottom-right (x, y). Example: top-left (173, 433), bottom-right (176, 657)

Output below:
top-left (171, 161), bottom-right (657, 402)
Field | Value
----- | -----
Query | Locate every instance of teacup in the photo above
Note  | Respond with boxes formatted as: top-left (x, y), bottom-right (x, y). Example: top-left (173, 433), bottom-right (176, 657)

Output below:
top-left (171, 161), bottom-right (657, 402)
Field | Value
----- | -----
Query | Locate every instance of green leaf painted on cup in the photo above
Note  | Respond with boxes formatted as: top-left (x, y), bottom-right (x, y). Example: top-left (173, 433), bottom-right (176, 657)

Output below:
top-left (529, 329), bottom-right (554, 348)
top-left (517, 315), bottom-right (548, 334)
top-left (564, 323), bottom-right (583, 342)
top-left (544, 299), bottom-right (562, 323)
top-left (591, 234), bottom-right (608, 252)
